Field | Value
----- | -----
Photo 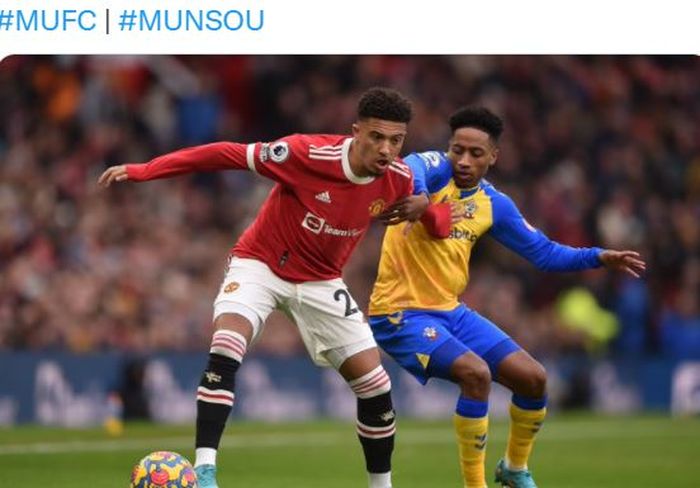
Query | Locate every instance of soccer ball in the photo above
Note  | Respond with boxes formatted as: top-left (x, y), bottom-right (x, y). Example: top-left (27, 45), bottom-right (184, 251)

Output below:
top-left (130, 451), bottom-right (198, 487)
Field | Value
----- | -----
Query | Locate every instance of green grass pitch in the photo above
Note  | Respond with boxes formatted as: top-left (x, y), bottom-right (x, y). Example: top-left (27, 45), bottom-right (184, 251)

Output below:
top-left (1, 414), bottom-right (698, 487)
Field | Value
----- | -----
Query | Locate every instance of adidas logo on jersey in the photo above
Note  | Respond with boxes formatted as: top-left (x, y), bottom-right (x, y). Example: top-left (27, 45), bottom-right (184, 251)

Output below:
top-left (315, 191), bottom-right (331, 203)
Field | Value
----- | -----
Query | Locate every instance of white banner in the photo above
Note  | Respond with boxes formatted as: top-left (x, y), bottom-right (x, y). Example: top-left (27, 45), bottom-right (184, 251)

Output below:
top-left (0, 0), bottom-right (698, 59)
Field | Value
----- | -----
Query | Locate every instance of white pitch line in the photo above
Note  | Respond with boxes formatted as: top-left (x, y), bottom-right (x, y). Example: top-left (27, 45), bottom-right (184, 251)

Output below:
top-left (0, 432), bottom-right (347, 455)
top-left (0, 425), bottom-right (695, 456)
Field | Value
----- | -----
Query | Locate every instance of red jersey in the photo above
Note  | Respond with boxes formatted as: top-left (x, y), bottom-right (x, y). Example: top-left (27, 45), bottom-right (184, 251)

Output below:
top-left (126, 134), bottom-right (414, 282)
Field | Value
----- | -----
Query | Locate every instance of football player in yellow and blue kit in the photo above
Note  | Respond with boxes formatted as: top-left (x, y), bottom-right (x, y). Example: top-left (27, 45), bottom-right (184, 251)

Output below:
top-left (368, 107), bottom-right (646, 488)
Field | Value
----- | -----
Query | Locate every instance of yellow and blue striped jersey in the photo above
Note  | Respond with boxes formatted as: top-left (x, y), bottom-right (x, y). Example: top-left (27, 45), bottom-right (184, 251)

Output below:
top-left (369, 151), bottom-right (603, 316)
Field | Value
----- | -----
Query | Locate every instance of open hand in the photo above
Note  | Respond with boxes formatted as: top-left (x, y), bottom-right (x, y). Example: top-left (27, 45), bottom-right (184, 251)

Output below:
top-left (98, 165), bottom-right (129, 188)
top-left (599, 250), bottom-right (647, 278)
top-left (377, 194), bottom-right (429, 226)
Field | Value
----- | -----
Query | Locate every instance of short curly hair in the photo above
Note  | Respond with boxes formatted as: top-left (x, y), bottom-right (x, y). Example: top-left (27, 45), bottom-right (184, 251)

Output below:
top-left (449, 106), bottom-right (504, 141)
top-left (357, 87), bottom-right (413, 123)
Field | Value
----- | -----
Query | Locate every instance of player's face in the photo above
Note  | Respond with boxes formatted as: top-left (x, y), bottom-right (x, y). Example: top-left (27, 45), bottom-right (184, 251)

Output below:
top-left (351, 118), bottom-right (407, 176)
top-left (447, 127), bottom-right (498, 188)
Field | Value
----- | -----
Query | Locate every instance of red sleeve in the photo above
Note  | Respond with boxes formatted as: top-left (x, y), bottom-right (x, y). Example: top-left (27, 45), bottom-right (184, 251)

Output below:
top-left (126, 142), bottom-right (249, 181)
top-left (247, 134), bottom-right (307, 186)
top-left (420, 203), bottom-right (452, 238)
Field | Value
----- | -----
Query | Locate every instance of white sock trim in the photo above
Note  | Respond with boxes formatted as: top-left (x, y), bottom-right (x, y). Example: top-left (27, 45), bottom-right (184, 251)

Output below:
top-left (210, 329), bottom-right (247, 362)
top-left (349, 366), bottom-right (392, 399)
top-left (368, 471), bottom-right (392, 488)
top-left (505, 456), bottom-right (527, 472)
top-left (195, 447), bottom-right (217, 467)
top-left (356, 419), bottom-right (396, 439)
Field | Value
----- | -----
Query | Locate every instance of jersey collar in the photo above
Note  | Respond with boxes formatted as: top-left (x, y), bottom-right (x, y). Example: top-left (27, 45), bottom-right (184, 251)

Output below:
top-left (458, 183), bottom-right (481, 199)
top-left (342, 138), bottom-right (376, 185)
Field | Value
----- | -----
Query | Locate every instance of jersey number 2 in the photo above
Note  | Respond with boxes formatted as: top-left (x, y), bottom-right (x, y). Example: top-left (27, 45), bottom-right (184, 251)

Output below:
top-left (334, 289), bottom-right (359, 317)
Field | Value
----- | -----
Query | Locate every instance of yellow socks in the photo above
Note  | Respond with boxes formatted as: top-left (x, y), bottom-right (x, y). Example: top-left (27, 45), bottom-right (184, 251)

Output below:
top-left (453, 397), bottom-right (489, 488)
top-left (505, 396), bottom-right (547, 470)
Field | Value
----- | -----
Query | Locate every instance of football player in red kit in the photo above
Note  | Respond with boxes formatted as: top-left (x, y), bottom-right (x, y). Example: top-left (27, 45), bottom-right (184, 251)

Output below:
top-left (99, 87), bottom-right (426, 488)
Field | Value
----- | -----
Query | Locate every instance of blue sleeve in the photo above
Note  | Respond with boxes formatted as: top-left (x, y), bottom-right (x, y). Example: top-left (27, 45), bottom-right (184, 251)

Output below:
top-left (488, 191), bottom-right (603, 271)
top-left (403, 153), bottom-right (428, 196)
top-left (404, 151), bottom-right (452, 195)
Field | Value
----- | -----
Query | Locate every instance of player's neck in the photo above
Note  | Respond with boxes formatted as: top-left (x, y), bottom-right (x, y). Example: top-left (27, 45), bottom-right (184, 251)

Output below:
top-left (456, 180), bottom-right (481, 192)
top-left (348, 143), bottom-right (372, 178)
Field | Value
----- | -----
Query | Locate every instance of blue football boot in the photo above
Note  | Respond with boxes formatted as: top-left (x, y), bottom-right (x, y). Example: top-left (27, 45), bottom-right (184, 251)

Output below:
top-left (194, 464), bottom-right (219, 488)
top-left (494, 458), bottom-right (538, 488)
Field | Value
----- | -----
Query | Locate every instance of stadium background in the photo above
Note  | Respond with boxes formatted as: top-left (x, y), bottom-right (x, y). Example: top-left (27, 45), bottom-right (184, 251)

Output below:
top-left (1, 55), bottom-right (699, 486)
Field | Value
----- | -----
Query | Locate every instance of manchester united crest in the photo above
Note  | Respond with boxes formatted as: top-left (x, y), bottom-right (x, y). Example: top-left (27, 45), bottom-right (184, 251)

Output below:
top-left (369, 199), bottom-right (386, 217)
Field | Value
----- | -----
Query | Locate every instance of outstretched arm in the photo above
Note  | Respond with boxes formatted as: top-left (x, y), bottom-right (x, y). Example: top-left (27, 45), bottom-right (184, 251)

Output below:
top-left (489, 191), bottom-right (646, 274)
top-left (98, 142), bottom-right (249, 187)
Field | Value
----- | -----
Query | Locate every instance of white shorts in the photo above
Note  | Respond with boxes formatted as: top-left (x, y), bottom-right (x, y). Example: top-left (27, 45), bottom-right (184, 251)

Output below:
top-left (213, 257), bottom-right (376, 369)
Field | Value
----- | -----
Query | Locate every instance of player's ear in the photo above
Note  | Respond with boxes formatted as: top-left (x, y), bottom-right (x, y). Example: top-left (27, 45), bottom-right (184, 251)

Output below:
top-left (490, 147), bottom-right (499, 166)
top-left (352, 122), bottom-right (360, 137)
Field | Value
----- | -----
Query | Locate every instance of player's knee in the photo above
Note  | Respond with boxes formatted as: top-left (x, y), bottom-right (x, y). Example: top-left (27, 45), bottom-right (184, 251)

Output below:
top-left (214, 313), bottom-right (254, 343)
top-left (453, 354), bottom-right (491, 400)
top-left (521, 361), bottom-right (547, 398)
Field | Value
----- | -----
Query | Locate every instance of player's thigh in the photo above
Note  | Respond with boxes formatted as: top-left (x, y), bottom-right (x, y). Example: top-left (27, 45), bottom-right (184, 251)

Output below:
top-left (368, 311), bottom-right (465, 385)
top-left (289, 278), bottom-right (374, 369)
top-left (450, 305), bottom-right (521, 377)
top-left (213, 257), bottom-right (288, 344)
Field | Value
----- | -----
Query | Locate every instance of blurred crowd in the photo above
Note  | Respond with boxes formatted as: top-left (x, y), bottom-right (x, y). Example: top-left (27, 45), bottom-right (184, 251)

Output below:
top-left (1, 55), bottom-right (698, 360)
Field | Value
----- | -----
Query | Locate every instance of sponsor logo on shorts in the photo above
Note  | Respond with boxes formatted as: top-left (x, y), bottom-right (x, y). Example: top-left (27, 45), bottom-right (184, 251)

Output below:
top-left (223, 282), bottom-right (240, 293)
